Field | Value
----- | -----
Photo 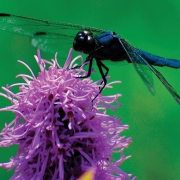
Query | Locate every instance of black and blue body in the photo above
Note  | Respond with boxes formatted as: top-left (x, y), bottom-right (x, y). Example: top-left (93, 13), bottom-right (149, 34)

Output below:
top-left (93, 31), bottom-right (129, 62)
top-left (73, 30), bottom-right (180, 102)
top-left (94, 31), bottom-right (180, 68)
top-left (0, 13), bottom-right (180, 104)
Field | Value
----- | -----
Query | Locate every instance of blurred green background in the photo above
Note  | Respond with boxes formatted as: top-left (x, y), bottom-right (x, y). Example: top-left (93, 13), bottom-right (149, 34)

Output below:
top-left (0, 0), bottom-right (180, 179)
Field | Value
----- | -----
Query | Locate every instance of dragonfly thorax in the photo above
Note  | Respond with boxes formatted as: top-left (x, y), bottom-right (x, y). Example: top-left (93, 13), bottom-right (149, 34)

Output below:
top-left (73, 30), bottom-right (95, 54)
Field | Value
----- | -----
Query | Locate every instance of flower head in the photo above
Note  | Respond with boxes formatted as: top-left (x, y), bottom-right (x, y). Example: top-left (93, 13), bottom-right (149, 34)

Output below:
top-left (0, 49), bottom-right (133, 179)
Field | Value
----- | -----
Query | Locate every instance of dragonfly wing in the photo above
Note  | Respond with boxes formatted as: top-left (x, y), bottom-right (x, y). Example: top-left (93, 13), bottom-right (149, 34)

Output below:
top-left (0, 13), bottom-right (105, 41)
top-left (118, 38), bottom-right (155, 94)
top-left (0, 13), bottom-right (105, 54)
top-left (31, 35), bottom-right (72, 55)
top-left (120, 38), bottom-right (180, 104)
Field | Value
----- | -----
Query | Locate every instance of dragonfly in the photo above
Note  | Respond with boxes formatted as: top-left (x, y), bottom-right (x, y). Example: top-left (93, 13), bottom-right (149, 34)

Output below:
top-left (0, 13), bottom-right (180, 104)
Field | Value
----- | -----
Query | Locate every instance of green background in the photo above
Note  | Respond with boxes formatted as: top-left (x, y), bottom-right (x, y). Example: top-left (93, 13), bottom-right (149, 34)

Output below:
top-left (0, 0), bottom-right (180, 179)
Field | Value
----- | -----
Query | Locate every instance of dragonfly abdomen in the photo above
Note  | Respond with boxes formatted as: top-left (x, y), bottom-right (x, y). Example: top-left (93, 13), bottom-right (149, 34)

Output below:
top-left (137, 49), bottom-right (180, 69)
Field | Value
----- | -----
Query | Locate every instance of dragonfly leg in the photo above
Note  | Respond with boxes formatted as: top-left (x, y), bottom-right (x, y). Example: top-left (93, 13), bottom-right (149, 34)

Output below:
top-left (92, 60), bottom-right (109, 101)
top-left (99, 60), bottom-right (109, 78)
top-left (76, 56), bottom-right (93, 78)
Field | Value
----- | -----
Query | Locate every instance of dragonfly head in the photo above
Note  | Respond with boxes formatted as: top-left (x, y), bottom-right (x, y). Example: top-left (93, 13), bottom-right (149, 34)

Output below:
top-left (73, 30), bottom-right (95, 54)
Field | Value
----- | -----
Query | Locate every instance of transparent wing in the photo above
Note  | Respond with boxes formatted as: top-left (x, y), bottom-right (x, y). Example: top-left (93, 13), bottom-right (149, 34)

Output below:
top-left (0, 13), bottom-right (105, 53)
top-left (120, 38), bottom-right (180, 104)
top-left (31, 36), bottom-right (72, 55)
top-left (118, 38), bottom-right (155, 94)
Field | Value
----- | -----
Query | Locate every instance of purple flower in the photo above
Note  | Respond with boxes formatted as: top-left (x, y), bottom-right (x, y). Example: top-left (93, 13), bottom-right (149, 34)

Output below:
top-left (0, 49), bottom-right (133, 180)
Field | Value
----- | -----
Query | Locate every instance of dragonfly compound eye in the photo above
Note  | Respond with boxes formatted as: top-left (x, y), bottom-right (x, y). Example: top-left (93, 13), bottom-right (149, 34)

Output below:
top-left (73, 30), bottom-right (95, 54)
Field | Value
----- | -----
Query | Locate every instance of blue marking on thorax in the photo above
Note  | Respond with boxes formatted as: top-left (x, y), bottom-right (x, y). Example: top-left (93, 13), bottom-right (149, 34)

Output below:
top-left (94, 31), bottom-right (127, 61)
top-left (95, 31), bottom-right (115, 46)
